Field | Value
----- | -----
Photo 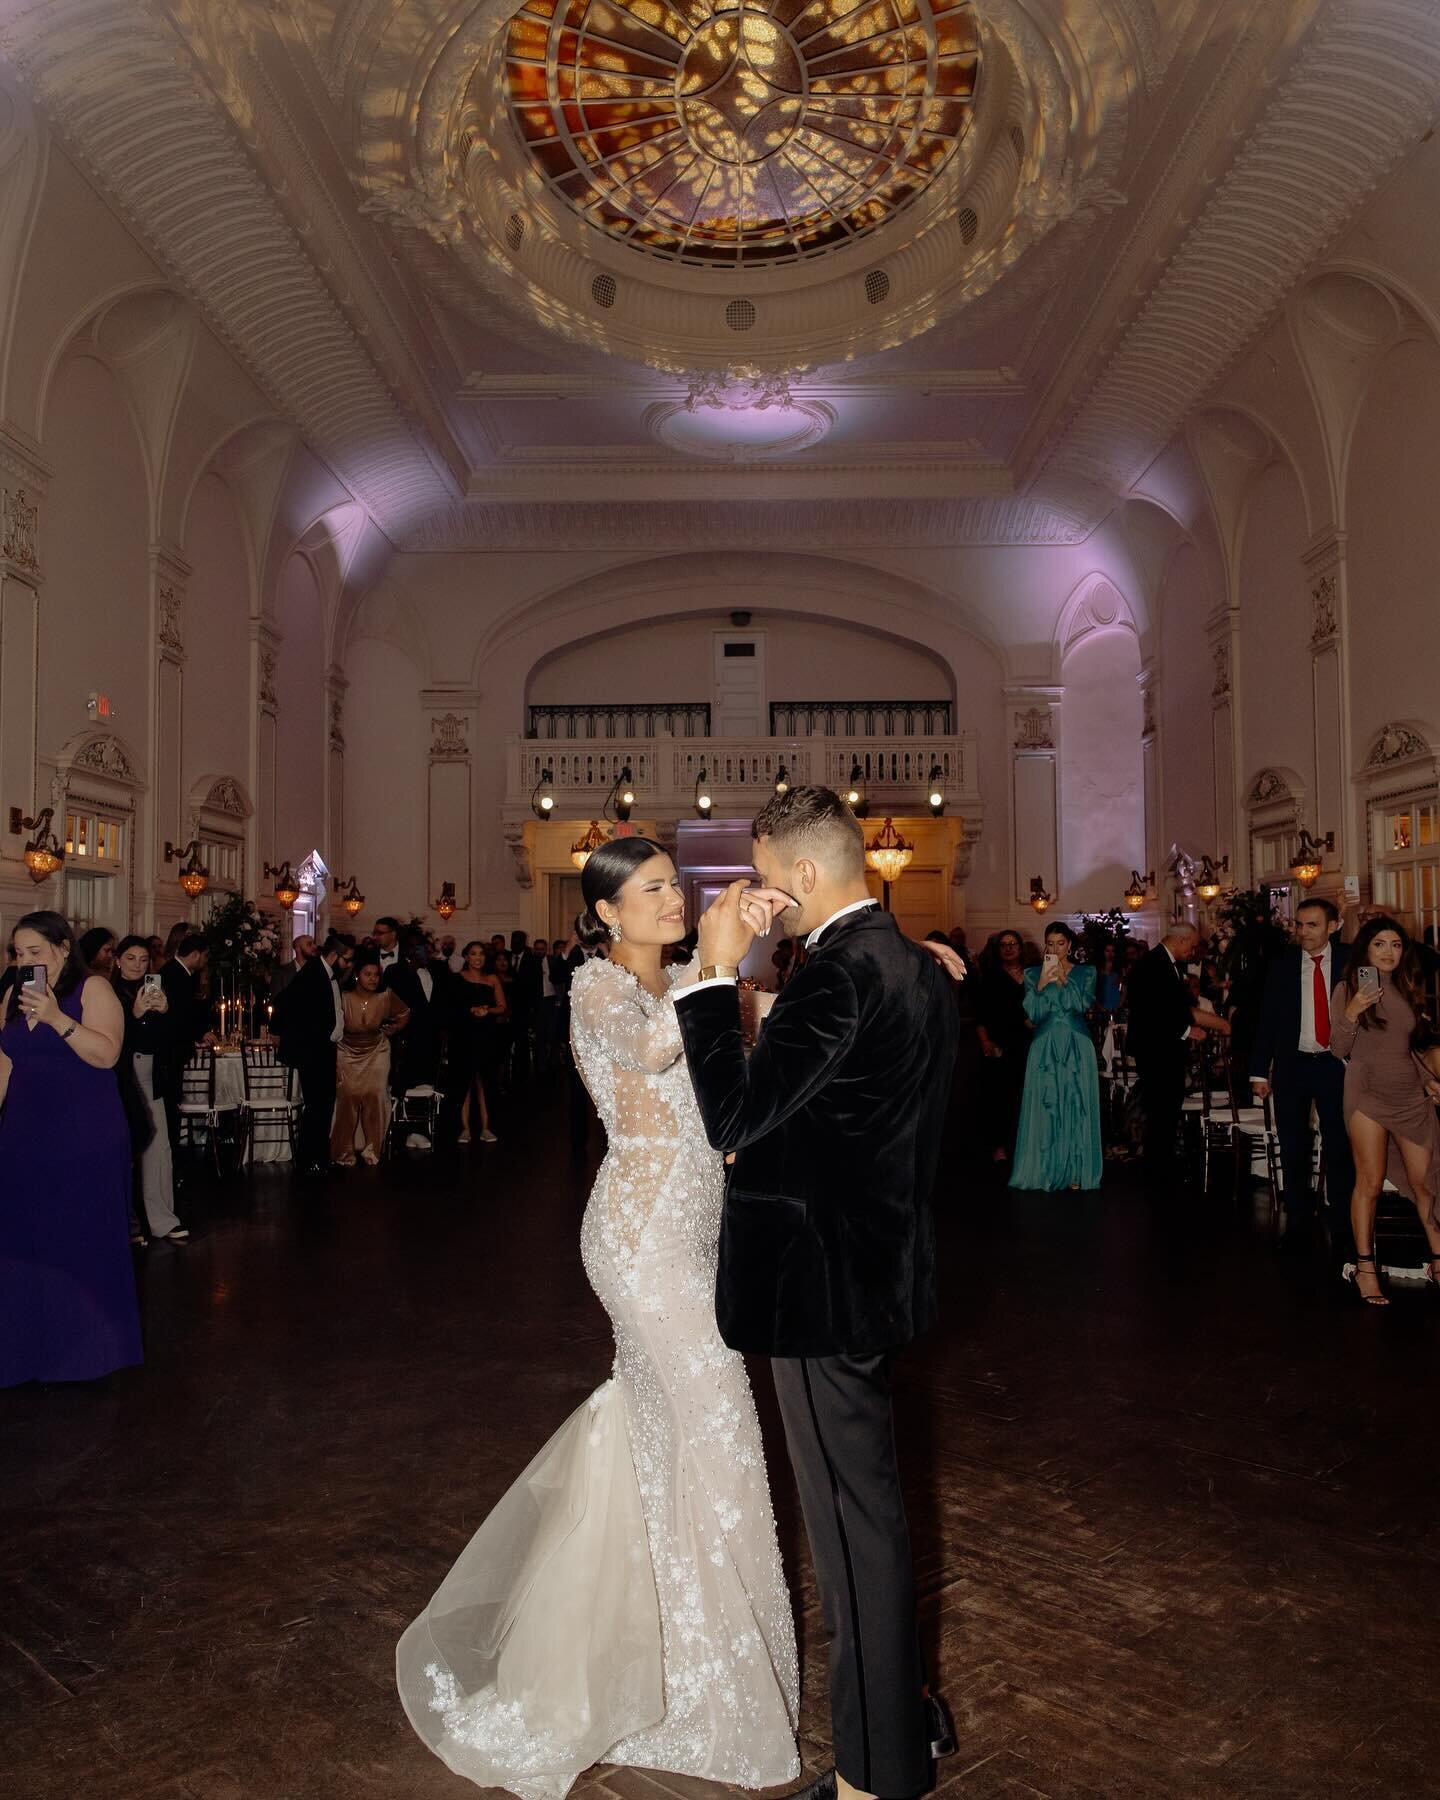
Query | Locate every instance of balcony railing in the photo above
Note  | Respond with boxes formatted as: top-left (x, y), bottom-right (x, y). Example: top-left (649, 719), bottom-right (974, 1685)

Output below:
top-left (527, 702), bottom-right (712, 740)
top-left (506, 732), bottom-right (981, 819)
top-left (768, 699), bottom-right (953, 737)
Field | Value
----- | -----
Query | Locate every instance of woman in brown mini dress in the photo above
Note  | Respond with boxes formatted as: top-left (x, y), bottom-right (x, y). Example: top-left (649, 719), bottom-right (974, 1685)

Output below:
top-left (1330, 915), bottom-right (1440, 1305)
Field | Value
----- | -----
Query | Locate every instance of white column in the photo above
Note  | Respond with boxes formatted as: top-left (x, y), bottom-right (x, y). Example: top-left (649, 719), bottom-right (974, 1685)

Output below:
top-left (1206, 610), bottom-right (1239, 868)
top-left (147, 541), bottom-right (190, 927)
top-left (423, 689), bottom-right (478, 916)
top-left (251, 620), bottom-right (282, 875)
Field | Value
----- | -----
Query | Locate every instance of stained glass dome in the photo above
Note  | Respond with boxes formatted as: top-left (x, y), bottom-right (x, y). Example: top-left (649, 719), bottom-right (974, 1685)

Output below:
top-left (505, 0), bottom-right (981, 268)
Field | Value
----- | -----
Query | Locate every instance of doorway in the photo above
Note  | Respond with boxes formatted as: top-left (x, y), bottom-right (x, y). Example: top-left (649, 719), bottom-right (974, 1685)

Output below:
top-left (712, 630), bottom-right (767, 738)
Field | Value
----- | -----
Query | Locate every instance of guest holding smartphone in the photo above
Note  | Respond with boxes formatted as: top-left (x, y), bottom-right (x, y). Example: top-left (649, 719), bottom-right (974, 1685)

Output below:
top-left (0, 910), bottom-right (140, 1385)
top-left (1009, 922), bottom-right (1103, 1192)
top-left (111, 935), bottom-right (188, 1245)
top-left (1330, 914), bottom-right (1440, 1306)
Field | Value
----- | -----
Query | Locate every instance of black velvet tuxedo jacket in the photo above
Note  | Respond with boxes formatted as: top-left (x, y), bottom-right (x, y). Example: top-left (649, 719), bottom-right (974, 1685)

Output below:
top-left (1249, 939), bottom-right (1350, 1080)
top-left (1123, 944), bottom-right (1194, 1065)
top-left (675, 907), bottom-right (959, 1360)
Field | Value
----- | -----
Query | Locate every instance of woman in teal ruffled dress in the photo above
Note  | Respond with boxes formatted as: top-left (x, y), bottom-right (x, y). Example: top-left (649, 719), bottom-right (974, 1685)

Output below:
top-left (1009, 922), bottom-right (1103, 1192)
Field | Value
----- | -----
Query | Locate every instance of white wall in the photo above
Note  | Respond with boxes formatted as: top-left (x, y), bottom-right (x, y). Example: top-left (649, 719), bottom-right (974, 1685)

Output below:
top-left (1060, 630), bottom-right (1143, 912)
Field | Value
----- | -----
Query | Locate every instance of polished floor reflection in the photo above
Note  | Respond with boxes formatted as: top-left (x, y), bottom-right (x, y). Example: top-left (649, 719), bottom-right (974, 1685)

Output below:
top-left (2, 1088), bottom-right (1438, 1799)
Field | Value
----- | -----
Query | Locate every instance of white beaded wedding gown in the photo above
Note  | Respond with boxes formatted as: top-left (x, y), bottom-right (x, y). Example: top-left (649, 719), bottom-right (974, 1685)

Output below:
top-left (396, 957), bottom-right (800, 1799)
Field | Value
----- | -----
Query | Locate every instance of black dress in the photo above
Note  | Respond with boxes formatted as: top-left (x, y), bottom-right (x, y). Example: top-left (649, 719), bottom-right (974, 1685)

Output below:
top-left (979, 965), bottom-right (1031, 1159)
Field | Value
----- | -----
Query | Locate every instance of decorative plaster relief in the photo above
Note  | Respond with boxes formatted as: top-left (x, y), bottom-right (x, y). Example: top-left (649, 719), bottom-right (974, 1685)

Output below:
top-left (1211, 642), bottom-right (1231, 699)
top-left (1366, 723), bottom-right (1432, 768)
top-left (258, 650), bottom-right (278, 709)
top-left (73, 736), bottom-right (135, 780)
top-left (504, 822), bottom-right (534, 889)
top-left (157, 582), bottom-right (183, 656)
top-left (2, 486), bottom-right (38, 572)
top-left (1141, 685), bottom-right (1157, 739)
top-left (1310, 572), bottom-right (1338, 645)
top-left (329, 696), bottom-right (345, 750)
top-left (205, 776), bottom-right (248, 816)
top-left (430, 712), bottom-right (469, 759)
top-left (1013, 707), bottom-right (1054, 750)
top-left (1248, 768), bottom-right (1292, 805)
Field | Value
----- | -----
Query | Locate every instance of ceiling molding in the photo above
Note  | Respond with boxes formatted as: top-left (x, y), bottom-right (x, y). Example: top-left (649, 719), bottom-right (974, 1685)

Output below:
top-left (399, 496), bottom-right (1087, 552)
top-left (0, 0), bottom-right (460, 540)
top-left (1028, 0), bottom-right (1440, 530)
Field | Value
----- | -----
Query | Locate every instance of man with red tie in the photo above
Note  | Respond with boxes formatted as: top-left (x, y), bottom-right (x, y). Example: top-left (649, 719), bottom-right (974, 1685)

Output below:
top-left (1250, 897), bottom-right (1353, 1258)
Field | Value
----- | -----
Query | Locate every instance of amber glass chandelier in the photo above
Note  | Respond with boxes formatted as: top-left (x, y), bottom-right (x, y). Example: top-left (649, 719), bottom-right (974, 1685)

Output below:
top-left (571, 821), bottom-right (610, 870)
top-left (865, 817), bottom-right (913, 885)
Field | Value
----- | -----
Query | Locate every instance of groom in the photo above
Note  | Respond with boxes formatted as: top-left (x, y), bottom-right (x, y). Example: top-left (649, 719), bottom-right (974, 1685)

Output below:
top-left (674, 786), bottom-right (960, 1800)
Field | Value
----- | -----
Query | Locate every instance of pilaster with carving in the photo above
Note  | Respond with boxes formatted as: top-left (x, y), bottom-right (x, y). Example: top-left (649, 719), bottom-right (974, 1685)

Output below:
top-left (147, 542), bottom-right (191, 898)
top-left (324, 663), bottom-right (348, 879)
top-left (423, 688), bottom-right (477, 914)
top-left (0, 428), bottom-right (49, 910)
top-left (1303, 531), bottom-right (1351, 874)
top-left (1005, 685), bottom-right (1061, 907)
top-left (1137, 662), bottom-right (1161, 890)
top-left (250, 620), bottom-right (283, 872)
top-left (1206, 610), bottom-right (1240, 868)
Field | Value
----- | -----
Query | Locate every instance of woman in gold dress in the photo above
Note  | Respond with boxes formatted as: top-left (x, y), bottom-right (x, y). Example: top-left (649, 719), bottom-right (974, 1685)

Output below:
top-left (331, 949), bottom-right (410, 1167)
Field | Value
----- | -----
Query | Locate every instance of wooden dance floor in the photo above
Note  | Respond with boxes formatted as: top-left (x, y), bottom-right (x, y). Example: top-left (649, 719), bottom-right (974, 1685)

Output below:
top-left (2, 1086), bottom-right (1438, 1798)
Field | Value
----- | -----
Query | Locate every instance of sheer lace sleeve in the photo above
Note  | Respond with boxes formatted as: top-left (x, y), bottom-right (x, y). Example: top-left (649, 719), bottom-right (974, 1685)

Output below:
top-left (572, 963), bottom-right (684, 1074)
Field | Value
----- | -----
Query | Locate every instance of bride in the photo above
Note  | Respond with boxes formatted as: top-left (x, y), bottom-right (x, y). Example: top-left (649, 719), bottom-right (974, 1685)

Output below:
top-left (397, 837), bottom-right (800, 1798)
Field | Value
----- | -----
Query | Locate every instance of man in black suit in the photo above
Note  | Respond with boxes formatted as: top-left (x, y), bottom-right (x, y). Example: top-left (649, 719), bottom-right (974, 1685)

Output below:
top-left (274, 932), bottom-right (353, 1174)
top-left (268, 933), bottom-right (314, 1004)
top-left (1250, 896), bottom-right (1352, 1254)
top-left (508, 930), bottom-right (538, 1081)
top-left (1126, 921), bottom-right (1233, 1198)
top-left (159, 933), bottom-right (212, 1160)
top-left (675, 786), bottom-right (960, 1800)
top-left (389, 931), bottom-right (444, 1149)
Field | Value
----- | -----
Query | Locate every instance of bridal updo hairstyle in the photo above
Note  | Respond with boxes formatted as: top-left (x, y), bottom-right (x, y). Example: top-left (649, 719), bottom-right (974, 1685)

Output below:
top-left (575, 836), bottom-right (668, 946)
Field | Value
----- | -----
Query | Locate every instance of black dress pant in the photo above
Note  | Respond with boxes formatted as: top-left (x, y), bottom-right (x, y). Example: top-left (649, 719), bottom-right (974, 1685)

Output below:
top-left (772, 1353), bottom-right (928, 1798)
top-left (1272, 1051), bottom-right (1353, 1244)
top-left (1136, 1047), bottom-right (1187, 1198)
top-left (294, 1049), bottom-right (337, 1170)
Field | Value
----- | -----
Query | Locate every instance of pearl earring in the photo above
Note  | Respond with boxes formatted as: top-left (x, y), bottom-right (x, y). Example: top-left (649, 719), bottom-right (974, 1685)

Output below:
top-left (609, 921), bottom-right (623, 943)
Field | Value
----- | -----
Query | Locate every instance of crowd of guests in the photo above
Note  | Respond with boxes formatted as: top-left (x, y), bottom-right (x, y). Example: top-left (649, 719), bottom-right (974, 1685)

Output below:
top-left (5, 889), bottom-right (1439, 1390)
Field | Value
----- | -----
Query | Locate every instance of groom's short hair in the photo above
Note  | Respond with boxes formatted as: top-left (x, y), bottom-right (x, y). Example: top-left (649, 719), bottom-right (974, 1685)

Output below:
top-left (753, 785), bottom-right (865, 877)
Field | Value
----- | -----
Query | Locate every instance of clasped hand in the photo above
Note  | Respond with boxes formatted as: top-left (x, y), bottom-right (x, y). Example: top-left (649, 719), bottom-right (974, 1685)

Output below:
top-left (696, 881), bottom-right (792, 967)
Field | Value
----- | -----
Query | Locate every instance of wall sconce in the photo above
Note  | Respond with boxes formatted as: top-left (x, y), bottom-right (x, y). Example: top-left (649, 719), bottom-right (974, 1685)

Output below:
top-left (433, 881), bottom-right (457, 921)
top-left (10, 806), bottom-right (64, 884)
top-left (570, 821), bottom-right (609, 870)
top-left (1029, 875), bottom-right (1053, 915)
top-left (846, 761), bottom-right (868, 819)
top-left (1123, 870), bottom-right (1154, 912)
top-left (865, 817), bottom-right (913, 885)
top-left (606, 764), bottom-right (635, 823)
top-left (531, 767), bottom-right (555, 819)
top-left (1289, 829), bottom-right (1334, 889)
top-left (165, 837), bottom-right (210, 899)
top-left (694, 769), bottom-right (713, 817)
top-left (264, 859), bottom-right (300, 909)
top-left (927, 763), bottom-right (946, 818)
top-left (1194, 855), bottom-right (1229, 903)
top-left (333, 874), bottom-right (365, 918)
top-left (774, 763), bottom-right (791, 797)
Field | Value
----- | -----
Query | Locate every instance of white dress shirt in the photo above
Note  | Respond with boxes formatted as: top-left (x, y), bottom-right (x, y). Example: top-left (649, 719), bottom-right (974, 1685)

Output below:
top-left (1297, 942), bottom-right (1332, 1054)
top-left (541, 958), bottom-right (557, 1000)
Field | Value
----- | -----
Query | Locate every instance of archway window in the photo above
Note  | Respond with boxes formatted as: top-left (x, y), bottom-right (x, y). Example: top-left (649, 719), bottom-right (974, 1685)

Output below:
top-left (1370, 797), bottom-right (1440, 948)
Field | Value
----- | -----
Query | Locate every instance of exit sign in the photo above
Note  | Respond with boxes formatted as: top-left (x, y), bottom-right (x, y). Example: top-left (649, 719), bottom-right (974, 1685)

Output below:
top-left (87, 693), bottom-right (114, 720)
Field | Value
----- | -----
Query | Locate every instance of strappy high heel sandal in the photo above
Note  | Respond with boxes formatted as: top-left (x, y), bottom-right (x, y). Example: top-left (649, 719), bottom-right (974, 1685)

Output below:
top-left (1346, 1250), bottom-right (1389, 1307)
top-left (1424, 1251), bottom-right (1440, 1295)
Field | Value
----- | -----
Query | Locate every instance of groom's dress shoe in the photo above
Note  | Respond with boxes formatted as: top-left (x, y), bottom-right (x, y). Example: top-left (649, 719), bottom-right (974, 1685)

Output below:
top-left (926, 1691), bottom-right (957, 1760)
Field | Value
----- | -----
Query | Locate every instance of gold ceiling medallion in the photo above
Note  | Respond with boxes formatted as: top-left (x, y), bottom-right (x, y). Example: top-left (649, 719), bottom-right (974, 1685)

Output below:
top-left (505, 0), bottom-right (981, 268)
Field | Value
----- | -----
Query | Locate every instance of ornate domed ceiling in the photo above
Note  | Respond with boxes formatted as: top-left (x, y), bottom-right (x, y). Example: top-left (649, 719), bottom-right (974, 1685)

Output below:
top-left (504, 0), bottom-right (981, 268)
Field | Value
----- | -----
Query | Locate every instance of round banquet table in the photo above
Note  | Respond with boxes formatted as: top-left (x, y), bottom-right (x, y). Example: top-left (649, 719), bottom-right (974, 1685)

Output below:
top-left (212, 1048), bottom-right (294, 1163)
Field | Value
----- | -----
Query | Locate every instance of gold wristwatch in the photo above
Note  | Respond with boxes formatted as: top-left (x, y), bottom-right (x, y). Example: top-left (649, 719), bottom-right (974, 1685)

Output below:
top-left (698, 964), bottom-right (740, 982)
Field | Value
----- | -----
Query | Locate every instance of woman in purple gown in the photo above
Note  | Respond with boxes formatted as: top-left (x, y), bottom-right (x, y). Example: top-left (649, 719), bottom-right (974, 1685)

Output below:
top-left (0, 910), bottom-right (141, 1385)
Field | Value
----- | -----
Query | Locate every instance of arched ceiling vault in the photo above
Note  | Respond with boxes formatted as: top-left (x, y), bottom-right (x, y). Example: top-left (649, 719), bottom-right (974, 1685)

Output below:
top-left (3, 0), bottom-right (1440, 555)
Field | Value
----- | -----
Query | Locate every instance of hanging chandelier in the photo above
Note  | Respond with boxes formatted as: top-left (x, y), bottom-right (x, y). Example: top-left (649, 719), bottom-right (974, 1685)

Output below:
top-left (433, 881), bottom-right (457, 921)
top-left (865, 817), bottom-right (913, 885)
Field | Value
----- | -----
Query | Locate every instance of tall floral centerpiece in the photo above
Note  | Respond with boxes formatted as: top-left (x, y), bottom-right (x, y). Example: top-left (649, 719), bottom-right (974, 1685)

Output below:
top-left (202, 894), bottom-right (281, 1040)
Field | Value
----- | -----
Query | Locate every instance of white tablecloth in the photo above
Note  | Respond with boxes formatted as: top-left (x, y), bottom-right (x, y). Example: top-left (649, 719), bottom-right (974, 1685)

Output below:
top-left (213, 1051), bottom-right (294, 1163)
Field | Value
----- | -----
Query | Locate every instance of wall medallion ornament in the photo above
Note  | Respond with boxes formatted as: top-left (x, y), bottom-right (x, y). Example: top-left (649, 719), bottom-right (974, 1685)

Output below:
top-left (1310, 573), bottom-right (1338, 644)
top-left (430, 713), bottom-right (470, 759)
top-left (1366, 723), bottom-right (1432, 768)
top-left (157, 583), bottom-right (183, 656)
top-left (1211, 642), bottom-right (1231, 699)
top-left (2, 487), bottom-right (38, 572)
top-left (1013, 707), bottom-right (1054, 750)
top-left (73, 736), bottom-right (135, 781)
